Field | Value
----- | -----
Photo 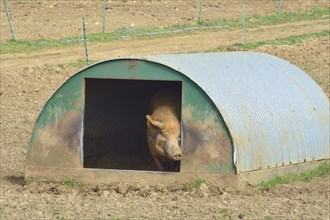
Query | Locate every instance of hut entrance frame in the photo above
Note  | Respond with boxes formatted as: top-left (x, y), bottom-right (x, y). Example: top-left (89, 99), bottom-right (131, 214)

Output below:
top-left (82, 77), bottom-right (182, 172)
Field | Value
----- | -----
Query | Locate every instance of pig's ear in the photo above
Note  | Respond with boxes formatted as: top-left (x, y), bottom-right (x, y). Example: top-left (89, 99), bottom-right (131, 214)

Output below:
top-left (146, 115), bottom-right (164, 129)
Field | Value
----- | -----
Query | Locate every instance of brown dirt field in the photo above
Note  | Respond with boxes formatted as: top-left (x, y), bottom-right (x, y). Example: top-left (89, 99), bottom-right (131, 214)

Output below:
top-left (1, 0), bottom-right (329, 40)
top-left (0, 1), bottom-right (329, 219)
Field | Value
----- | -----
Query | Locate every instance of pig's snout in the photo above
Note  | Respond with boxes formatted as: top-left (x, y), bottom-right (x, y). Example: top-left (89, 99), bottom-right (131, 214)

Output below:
top-left (167, 144), bottom-right (182, 161)
top-left (173, 153), bottom-right (182, 161)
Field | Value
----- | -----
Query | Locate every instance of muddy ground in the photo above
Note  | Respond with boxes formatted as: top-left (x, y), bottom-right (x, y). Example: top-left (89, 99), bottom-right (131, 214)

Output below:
top-left (1, 1), bottom-right (330, 219)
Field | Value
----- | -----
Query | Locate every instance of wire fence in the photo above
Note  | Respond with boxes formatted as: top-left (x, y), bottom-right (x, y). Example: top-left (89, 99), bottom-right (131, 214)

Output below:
top-left (1, 0), bottom-right (328, 41)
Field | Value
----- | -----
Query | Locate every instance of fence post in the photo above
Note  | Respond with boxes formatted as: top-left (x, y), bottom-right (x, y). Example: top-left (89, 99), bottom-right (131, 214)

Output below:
top-left (3, 0), bottom-right (16, 40)
top-left (82, 16), bottom-right (89, 66)
top-left (103, 0), bottom-right (106, 33)
top-left (243, 0), bottom-right (247, 48)
top-left (278, 0), bottom-right (282, 14)
top-left (198, 0), bottom-right (203, 23)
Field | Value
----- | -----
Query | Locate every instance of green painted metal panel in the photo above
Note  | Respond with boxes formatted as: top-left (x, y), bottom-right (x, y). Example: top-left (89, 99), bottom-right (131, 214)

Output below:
top-left (27, 59), bottom-right (234, 174)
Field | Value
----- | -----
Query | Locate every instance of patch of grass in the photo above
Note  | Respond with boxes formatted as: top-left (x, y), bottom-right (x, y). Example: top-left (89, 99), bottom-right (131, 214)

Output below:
top-left (232, 30), bottom-right (330, 49)
top-left (68, 59), bottom-right (99, 68)
top-left (197, 30), bottom-right (329, 53)
top-left (23, 176), bottom-right (39, 185)
top-left (259, 162), bottom-right (330, 189)
top-left (201, 7), bottom-right (329, 29)
top-left (60, 177), bottom-right (78, 187)
top-left (246, 7), bottom-right (329, 28)
top-left (182, 178), bottom-right (207, 191)
top-left (219, 208), bottom-right (233, 220)
top-left (30, 203), bottom-right (38, 210)
top-left (56, 63), bottom-right (65, 69)
top-left (52, 209), bottom-right (66, 220)
top-left (23, 176), bottom-right (81, 187)
top-left (0, 39), bottom-right (80, 54)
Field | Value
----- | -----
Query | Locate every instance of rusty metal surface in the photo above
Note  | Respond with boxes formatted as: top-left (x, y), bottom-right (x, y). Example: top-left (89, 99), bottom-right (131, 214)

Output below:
top-left (27, 110), bottom-right (82, 168)
top-left (141, 52), bottom-right (330, 173)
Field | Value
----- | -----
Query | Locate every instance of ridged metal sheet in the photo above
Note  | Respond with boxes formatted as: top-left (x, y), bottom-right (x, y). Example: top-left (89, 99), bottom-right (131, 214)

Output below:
top-left (138, 52), bottom-right (330, 173)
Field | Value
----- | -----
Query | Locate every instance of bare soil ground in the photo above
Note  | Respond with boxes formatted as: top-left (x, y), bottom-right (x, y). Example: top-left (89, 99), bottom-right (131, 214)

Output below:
top-left (1, 0), bottom-right (329, 40)
top-left (0, 1), bottom-right (329, 219)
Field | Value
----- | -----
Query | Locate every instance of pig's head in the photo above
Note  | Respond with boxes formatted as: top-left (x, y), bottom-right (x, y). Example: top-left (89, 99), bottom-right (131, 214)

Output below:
top-left (146, 115), bottom-right (182, 161)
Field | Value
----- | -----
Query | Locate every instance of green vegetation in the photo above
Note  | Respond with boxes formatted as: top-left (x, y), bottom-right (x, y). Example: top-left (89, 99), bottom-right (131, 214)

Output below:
top-left (52, 209), bottom-right (66, 220)
top-left (219, 208), bottom-right (233, 220)
top-left (199, 7), bottom-right (330, 30)
top-left (244, 7), bottom-right (329, 27)
top-left (0, 7), bottom-right (328, 54)
top-left (60, 177), bottom-right (79, 186)
top-left (259, 162), bottom-right (330, 189)
top-left (0, 38), bottom-right (79, 54)
top-left (182, 178), bottom-right (207, 191)
top-left (23, 176), bottom-right (39, 185)
top-left (232, 30), bottom-right (330, 49)
top-left (68, 59), bottom-right (98, 68)
top-left (23, 176), bottom-right (81, 187)
top-left (198, 30), bottom-right (329, 53)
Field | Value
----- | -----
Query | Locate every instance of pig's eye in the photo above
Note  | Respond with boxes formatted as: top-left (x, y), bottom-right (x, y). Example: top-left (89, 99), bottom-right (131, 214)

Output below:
top-left (159, 136), bottom-right (167, 143)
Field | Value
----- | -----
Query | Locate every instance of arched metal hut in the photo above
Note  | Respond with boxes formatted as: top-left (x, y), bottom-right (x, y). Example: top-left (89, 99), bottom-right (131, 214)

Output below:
top-left (26, 52), bottom-right (330, 186)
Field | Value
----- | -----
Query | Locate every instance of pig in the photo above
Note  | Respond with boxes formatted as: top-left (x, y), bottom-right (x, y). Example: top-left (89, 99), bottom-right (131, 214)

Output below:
top-left (146, 88), bottom-right (182, 172)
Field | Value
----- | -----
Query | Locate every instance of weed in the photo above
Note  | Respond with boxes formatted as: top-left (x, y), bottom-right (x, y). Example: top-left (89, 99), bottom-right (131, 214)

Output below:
top-left (68, 59), bottom-right (98, 68)
top-left (23, 176), bottom-right (81, 187)
top-left (56, 63), bottom-right (65, 69)
top-left (63, 178), bottom-right (82, 187)
top-left (259, 162), bottom-right (330, 189)
top-left (182, 178), bottom-right (207, 191)
top-left (23, 176), bottom-right (38, 185)
top-left (30, 203), bottom-right (38, 210)
top-left (52, 209), bottom-right (66, 220)
top-left (61, 178), bottom-right (77, 186)
top-left (219, 208), bottom-right (233, 220)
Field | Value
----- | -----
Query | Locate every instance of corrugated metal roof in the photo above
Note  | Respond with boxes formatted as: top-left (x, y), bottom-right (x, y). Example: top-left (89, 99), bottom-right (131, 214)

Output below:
top-left (138, 52), bottom-right (330, 173)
